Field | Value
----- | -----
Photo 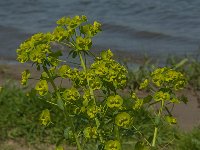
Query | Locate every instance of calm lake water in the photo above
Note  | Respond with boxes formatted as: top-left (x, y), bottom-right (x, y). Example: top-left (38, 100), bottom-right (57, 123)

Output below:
top-left (0, 0), bottom-right (200, 60)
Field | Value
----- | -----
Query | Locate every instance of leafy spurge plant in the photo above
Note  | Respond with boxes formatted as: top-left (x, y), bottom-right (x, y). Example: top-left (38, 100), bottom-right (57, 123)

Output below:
top-left (17, 15), bottom-right (187, 150)
top-left (137, 67), bottom-right (187, 147)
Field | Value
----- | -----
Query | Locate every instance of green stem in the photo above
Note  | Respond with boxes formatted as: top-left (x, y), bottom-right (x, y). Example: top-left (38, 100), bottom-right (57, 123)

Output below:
top-left (152, 127), bottom-right (158, 147)
top-left (79, 52), bottom-right (86, 71)
top-left (115, 125), bottom-right (122, 150)
top-left (132, 125), bottom-right (151, 146)
top-left (66, 103), bottom-right (83, 150)
top-left (78, 52), bottom-right (104, 143)
top-left (43, 65), bottom-right (83, 150)
top-left (78, 52), bottom-right (96, 104)
top-left (74, 131), bottom-right (83, 150)
top-left (43, 66), bottom-right (62, 100)
top-left (152, 100), bottom-right (164, 147)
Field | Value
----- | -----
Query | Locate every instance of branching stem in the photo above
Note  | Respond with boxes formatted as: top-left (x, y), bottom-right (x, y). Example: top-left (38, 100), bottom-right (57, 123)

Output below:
top-left (43, 65), bottom-right (83, 150)
top-left (152, 100), bottom-right (164, 147)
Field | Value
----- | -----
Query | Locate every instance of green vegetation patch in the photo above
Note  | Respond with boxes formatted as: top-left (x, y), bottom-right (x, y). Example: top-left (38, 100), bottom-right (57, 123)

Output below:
top-left (0, 82), bottom-right (66, 146)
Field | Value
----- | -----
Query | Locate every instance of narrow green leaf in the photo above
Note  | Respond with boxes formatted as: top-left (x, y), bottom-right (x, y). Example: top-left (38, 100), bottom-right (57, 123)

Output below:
top-left (57, 99), bottom-right (64, 110)
top-left (64, 127), bottom-right (74, 140)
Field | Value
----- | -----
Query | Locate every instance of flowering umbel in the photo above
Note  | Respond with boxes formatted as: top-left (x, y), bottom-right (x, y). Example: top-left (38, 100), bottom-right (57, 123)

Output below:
top-left (39, 109), bottom-right (51, 126)
top-left (105, 140), bottom-right (121, 150)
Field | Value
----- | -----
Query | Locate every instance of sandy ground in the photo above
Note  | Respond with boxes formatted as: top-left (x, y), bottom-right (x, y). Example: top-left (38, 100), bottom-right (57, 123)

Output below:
top-left (173, 89), bottom-right (200, 130)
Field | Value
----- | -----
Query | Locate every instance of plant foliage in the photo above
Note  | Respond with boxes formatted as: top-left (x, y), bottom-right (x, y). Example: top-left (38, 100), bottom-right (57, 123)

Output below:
top-left (16, 15), bottom-right (188, 150)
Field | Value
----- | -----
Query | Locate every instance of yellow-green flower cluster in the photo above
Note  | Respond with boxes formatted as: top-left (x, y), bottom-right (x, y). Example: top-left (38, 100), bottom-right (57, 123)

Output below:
top-left (83, 127), bottom-right (98, 139)
top-left (106, 95), bottom-right (123, 108)
top-left (55, 15), bottom-right (101, 52)
top-left (62, 88), bottom-right (80, 101)
top-left (81, 89), bottom-right (92, 112)
top-left (87, 71), bottom-right (102, 90)
top-left (151, 67), bottom-right (187, 90)
top-left (165, 116), bottom-right (177, 124)
top-left (35, 80), bottom-right (48, 96)
top-left (132, 98), bottom-right (144, 110)
top-left (80, 21), bottom-right (101, 37)
top-left (154, 91), bottom-right (180, 103)
top-left (75, 36), bottom-right (92, 51)
top-left (56, 15), bottom-right (87, 29)
top-left (39, 109), bottom-right (51, 126)
top-left (104, 140), bottom-right (121, 150)
top-left (58, 65), bottom-right (105, 89)
top-left (17, 15), bottom-right (101, 67)
top-left (100, 49), bottom-right (113, 60)
top-left (41, 71), bottom-right (49, 79)
top-left (83, 89), bottom-right (91, 105)
top-left (170, 97), bottom-right (180, 103)
top-left (91, 50), bottom-right (127, 89)
top-left (154, 91), bottom-right (170, 102)
top-left (72, 70), bottom-right (88, 87)
top-left (17, 33), bottom-right (52, 64)
top-left (131, 92), bottom-right (137, 99)
top-left (58, 67), bottom-right (88, 87)
top-left (21, 70), bottom-right (30, 85)
top-left (88, 77), bottom-right (102, 90)
top-left (52, 26), bottom-right (71, 42)
top-left (58, 65), bottom-right (73, 78)
top-left (86, 105), bottom-right (100, 118)
top-left (139, 79), bottom-right (149, 89)
top-left (53, 16), bottom-right (87, 42)
top-left (115, 112), bottom-right (131, 128)
top-left (131, 92), bottom-right (144, 110)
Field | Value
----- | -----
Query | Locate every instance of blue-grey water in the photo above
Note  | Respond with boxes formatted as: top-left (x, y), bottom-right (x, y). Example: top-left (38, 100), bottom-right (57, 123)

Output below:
top-left (0, 0), bottom-right (200, 61)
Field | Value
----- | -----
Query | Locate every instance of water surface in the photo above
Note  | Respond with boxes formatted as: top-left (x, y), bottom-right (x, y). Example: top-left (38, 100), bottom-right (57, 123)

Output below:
top-left (0, 0), bottom-right (200, 60)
